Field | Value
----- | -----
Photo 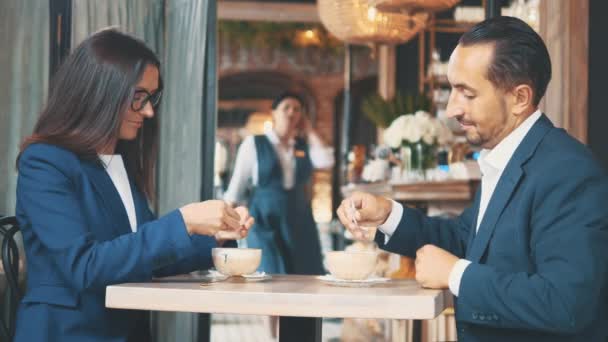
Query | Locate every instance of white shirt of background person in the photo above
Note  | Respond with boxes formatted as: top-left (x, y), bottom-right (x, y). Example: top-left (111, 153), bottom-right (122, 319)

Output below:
top-left (224, 129), bottom-right (334, 205)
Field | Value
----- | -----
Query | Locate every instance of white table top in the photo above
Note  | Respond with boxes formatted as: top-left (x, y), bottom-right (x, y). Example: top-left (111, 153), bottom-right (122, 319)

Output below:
top-left (106, 274), bottom-right (451, 320)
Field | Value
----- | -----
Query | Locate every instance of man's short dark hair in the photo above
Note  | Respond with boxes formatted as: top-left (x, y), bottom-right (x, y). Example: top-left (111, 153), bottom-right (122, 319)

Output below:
top-left (459, 16), bottom-right (551, 106)
top-left (271, 91), bottom-right (306, 111)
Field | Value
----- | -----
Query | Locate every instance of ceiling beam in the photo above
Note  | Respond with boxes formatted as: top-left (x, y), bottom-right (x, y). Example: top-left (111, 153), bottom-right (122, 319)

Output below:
top-left (218, 1), bottom-right (320, 23)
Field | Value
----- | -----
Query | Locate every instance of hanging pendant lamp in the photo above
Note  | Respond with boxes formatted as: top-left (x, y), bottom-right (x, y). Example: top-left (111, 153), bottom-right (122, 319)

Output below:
top-left (318, 0), bottom-right (428, 45)
top-left (369, 0), bottom-right (461, 14)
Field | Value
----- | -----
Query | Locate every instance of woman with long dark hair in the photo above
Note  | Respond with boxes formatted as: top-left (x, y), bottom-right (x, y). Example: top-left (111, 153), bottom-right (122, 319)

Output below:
top-left (13, 29), bottom-right (253, 342)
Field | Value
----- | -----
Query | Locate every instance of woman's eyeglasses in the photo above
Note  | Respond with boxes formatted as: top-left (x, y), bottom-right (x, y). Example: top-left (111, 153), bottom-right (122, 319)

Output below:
top-left (131, 88), bottom-right (163, 112)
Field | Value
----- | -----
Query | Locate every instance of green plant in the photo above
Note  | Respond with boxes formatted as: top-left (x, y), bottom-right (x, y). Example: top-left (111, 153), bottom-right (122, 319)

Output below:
top-left (361, 91), bottom-right (431, 128)
top-left (218, 21), bottom-right (344, 54)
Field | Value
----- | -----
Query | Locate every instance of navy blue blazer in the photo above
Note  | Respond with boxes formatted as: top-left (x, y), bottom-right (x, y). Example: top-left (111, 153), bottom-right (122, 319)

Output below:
top-left (378, 115), bottom-right (608, 341)
top-left (14, 143), bottom-right (220, 342)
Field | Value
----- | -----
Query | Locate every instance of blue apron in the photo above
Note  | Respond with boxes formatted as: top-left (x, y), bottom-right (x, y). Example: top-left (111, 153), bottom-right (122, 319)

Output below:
top-left (246, 135), bottom-right (324, 275)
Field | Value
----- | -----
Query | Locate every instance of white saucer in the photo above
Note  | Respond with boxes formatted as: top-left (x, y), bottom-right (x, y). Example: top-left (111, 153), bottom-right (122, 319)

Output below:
top-left (241, 271), bottom-right (272, 281)
top-left (203, 270), bottom-right (271, 282)
top-left (200, 270), bottom-right (230, 284)
top-left (204, 269), bottom-right (230, 279)
top-left (317, 274), bottom-right (390, 287)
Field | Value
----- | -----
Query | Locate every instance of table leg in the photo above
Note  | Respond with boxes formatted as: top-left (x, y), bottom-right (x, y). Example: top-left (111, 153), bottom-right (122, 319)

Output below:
top-left (197, 313), bottom-right (210, 342)
top-left (412, 319), bottom-right (422, 342)
top-left (279, 316), bottom-right (322, 342)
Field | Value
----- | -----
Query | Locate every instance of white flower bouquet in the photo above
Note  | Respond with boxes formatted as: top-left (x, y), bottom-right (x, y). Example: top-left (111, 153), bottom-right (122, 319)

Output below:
top-left (383, 111), bottom-right (453, 171)
top-left (383, 111), bottom-right (453, 149)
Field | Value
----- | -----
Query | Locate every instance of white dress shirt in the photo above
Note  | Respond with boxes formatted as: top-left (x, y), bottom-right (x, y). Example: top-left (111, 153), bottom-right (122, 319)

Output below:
top-left (99, 154), bottom-right (137, 233)
top-left (224, 130), bottom-right (334, 204)
top-left (378, 110), bottom-right (542, 296)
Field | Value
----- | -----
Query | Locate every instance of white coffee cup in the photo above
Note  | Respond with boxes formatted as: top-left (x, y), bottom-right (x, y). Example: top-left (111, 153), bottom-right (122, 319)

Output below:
top-left (325, 251), bottom-right (377, 280)
top-left (212, 248), bottom-right (262, 276)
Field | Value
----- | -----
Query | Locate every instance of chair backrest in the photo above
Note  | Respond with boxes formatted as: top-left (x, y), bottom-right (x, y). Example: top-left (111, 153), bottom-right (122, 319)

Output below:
top-left (0, 216), bottom-right (21, 341)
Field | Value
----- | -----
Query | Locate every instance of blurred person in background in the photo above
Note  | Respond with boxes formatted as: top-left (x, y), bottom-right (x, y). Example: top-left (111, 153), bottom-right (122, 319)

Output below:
top-left (224, 92), bottom-right (334, 336)
top-left (225, 92), bottom-right (334, 276)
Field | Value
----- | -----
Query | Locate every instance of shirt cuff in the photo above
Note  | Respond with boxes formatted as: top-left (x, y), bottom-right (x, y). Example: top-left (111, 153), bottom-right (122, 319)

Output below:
top-left (378, 200), bottom-right (403, 243)
top-left (448, 259), bottom-right (472, 297)
top-left (309, 146), bottom-right (335, 169)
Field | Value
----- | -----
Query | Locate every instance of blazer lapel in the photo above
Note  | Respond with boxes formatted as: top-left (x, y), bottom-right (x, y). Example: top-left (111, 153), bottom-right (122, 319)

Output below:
top-left (467, 168), bottom-right (523, 262)
top-left (130, 180), bottom-right (153, 226)
top-left (465, 188), bottom-right (481, 257)
top-left (466, 114), bottom-right (554, 263)
top-left (81, 159), bottom-right (132, 237)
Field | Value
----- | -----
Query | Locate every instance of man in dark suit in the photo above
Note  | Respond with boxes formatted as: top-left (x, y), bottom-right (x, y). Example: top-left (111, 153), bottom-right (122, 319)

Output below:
top-left (337, 16), bottom-right (608, 342)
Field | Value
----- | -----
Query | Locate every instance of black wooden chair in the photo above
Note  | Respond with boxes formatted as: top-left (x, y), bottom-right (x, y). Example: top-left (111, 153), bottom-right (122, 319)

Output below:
top-left (0, 216), bottom-right (21, 341)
